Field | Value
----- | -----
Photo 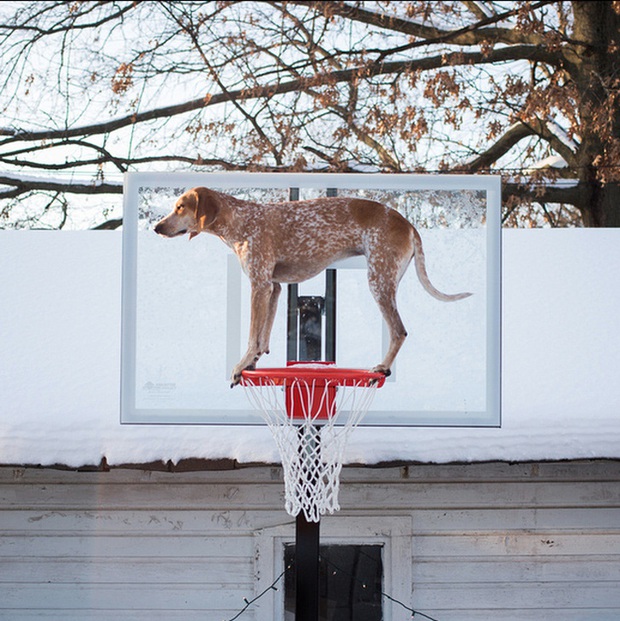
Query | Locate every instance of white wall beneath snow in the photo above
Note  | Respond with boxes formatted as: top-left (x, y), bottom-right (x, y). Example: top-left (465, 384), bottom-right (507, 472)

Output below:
top-left (0, 229), bottom-right (619, 467)
top-left (2, 462), bottom-right (620, 620)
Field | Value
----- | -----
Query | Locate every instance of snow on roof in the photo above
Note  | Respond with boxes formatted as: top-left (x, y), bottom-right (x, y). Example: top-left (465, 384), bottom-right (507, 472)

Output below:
top-left (0, 228), bottom-right (619, 468)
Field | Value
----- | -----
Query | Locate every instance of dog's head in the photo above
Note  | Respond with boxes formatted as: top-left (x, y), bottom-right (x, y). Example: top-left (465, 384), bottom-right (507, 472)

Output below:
top-left (154, 187), bottom-right (220, 239)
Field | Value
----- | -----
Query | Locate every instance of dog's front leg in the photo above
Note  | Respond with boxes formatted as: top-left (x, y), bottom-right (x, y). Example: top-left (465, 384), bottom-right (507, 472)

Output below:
top-left (231, 281), bottom-right (275, 386)
top-left (259, 282), bottom-right (281, 357)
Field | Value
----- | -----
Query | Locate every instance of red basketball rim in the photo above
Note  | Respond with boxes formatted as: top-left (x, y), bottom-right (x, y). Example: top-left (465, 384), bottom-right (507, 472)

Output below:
top-left (240, 365), bottom-right (386, 388)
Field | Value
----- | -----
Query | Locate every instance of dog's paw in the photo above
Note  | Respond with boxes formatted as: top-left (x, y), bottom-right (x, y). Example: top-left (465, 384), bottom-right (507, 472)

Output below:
top-left (370, 365), bottom-right (391, 377)
top-left (230, 368), bottom-right (243, 388)
top-left (230, 363), bottom-right (255, 388)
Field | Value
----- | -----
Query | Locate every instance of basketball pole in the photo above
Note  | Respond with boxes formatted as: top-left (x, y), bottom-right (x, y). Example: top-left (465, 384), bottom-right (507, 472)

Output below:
top-left (286, 267), bottom-right (337, 621)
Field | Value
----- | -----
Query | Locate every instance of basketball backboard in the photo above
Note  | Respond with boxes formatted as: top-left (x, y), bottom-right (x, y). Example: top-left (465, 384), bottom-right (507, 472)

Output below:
top-left (120, 172), bottom-right (501, 426)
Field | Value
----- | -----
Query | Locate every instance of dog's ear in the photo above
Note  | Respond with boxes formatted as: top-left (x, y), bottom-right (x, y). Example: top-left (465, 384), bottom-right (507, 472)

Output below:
top-left (193, 187), bottom-right (220, 231)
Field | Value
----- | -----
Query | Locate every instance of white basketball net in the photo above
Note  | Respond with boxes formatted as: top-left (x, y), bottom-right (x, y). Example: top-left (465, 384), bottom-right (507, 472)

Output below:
top-left (240, 366), bottom-right (383, 522)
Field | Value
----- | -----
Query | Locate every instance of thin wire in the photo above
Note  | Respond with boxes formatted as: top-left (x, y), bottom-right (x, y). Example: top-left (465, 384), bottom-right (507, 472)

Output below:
top-left (383, 591), bottom-right (441, 621)
top-left (323, 556), bottom-right (442, 621)
top-left (225, 568), bottom-right (286, 621)
top-left (223, 558), bottom-right (442, 621)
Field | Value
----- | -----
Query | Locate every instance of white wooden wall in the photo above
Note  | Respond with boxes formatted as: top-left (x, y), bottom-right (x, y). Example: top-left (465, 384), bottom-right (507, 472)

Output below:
top-left (1, 460), bottom-right (619, 620)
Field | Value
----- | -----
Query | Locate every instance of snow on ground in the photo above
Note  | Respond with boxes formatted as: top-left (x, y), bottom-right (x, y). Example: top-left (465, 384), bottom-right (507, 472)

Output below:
top-left (0, 229), bottom-right (619, 467)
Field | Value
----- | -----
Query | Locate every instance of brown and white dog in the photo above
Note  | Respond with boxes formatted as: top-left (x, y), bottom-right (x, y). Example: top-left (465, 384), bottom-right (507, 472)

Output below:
top-left (154, 187), bottom-right (471, 385)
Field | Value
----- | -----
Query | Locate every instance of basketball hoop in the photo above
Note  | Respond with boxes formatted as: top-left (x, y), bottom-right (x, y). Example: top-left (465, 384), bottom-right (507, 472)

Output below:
top-left (240, 363), bottom-right (385, 522)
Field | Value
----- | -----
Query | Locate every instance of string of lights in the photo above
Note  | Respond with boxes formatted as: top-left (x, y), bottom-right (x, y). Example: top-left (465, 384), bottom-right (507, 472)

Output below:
top-left (322, 555), bottom-right (441, 621)
top-left (223, 558), bottom-right (442, 621)
top-left (224, 568), bottom-right (286, 621)
top-left (382, 592), bottom-right (440, 621)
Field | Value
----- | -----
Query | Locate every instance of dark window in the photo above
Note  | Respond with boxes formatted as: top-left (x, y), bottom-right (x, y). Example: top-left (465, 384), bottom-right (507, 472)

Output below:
top-left (284, 544), bottom-right (383, 621)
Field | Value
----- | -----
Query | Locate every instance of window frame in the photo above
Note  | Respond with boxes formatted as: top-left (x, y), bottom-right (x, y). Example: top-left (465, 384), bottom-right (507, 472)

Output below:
top-left (283, 541), bottom-right (384, 620)
top-left (253, 515), bottom-right (413, 621)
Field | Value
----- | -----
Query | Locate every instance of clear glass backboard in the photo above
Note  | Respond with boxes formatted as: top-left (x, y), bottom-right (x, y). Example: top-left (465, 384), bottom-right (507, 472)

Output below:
top-left (120, 172), bottom-right (501, 426)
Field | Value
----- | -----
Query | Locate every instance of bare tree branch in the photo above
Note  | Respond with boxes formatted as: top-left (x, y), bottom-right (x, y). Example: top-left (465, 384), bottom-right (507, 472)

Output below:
top-left (1, 45), bottom-right (560, 147)
top-left (1, 1), bottom-right (619, 227)
top-left (0, 174), bottom-right (121, 197)
top-left (288, 0), bottom-right (558, 47)
top-left (459, 123), bottom-right (539, 172)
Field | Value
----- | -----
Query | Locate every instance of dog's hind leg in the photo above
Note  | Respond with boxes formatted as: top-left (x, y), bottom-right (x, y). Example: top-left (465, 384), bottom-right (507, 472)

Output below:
top-left (369, 291), bottom-right (407, 377)
top-left (366, 257), bottom-right (411, 377)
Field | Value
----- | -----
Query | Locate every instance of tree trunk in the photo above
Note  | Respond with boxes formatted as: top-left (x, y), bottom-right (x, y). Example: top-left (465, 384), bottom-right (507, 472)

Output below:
top-left (581, 182), bottom-right (620, 227)
top-left (571, 1), bottom-right (620, 226)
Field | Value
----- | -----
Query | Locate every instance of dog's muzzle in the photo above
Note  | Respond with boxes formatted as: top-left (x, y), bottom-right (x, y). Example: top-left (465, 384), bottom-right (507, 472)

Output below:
top-left (154, 222), bottom-right (187, 237)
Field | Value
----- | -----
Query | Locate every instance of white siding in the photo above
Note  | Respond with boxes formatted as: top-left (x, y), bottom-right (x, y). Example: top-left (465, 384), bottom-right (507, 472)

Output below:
top-left (1, 460), bottom-right (619, 620)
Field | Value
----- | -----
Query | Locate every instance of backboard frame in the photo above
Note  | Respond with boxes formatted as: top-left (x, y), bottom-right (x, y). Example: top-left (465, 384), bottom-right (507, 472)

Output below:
top-left (120, 172), bottom-right (501, 427)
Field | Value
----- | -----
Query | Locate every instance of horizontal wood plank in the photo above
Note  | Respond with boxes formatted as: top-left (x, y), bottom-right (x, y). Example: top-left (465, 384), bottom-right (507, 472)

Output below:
top-left (0, 583), bottom-right (254, 610)
top-left (1, 461), bottom-right (618, 620)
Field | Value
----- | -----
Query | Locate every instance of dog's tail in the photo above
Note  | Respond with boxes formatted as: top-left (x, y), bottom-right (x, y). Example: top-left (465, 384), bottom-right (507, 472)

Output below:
top-left (412, 227), bottom-right (472, 302)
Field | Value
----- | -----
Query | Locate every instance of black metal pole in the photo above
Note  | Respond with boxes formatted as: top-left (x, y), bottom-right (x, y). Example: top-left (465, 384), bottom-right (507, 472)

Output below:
top-left (325, 269), bottom-right (336, 363)
top-left (325, 188), bottom-right (338, 364)
top-left (287, 188), bottom-right (301, 363)
top-left (287, 283), bottom-right (299, 361)
top-left (295, 513), bottom-right (320, 621)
